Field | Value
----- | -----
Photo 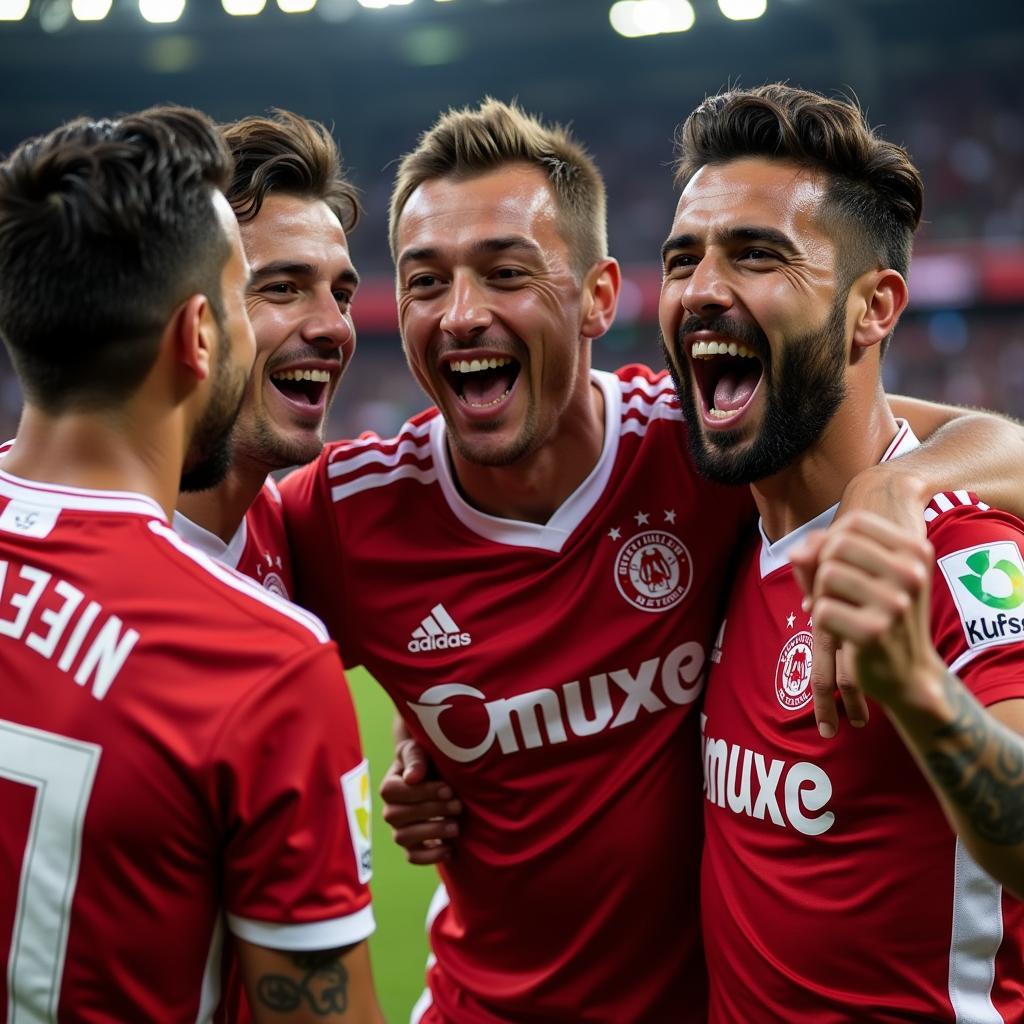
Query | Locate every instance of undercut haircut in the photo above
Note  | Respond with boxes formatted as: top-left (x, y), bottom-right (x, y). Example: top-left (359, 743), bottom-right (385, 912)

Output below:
top-left (222, 109), bottom-right (360, 232)
top-left (0, 105), bottom-right (232, 413)
top-left (674, 84), bottom-right (923, 285)
top-left (389, 98), bottom-right (607, 278)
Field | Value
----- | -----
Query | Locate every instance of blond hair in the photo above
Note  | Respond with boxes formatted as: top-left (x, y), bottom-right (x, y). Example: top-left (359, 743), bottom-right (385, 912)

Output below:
top-left (389, 98), bottom-right (607, 277)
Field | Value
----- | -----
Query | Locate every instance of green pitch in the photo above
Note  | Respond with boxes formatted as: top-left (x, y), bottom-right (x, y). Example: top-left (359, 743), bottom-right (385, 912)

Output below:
top-left (348, 666), bottom-right (439, 1023)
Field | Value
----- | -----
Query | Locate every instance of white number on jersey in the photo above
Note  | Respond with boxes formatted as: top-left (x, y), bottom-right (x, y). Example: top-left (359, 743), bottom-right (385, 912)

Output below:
top-left (1, 720), bottom-right (101, 1023)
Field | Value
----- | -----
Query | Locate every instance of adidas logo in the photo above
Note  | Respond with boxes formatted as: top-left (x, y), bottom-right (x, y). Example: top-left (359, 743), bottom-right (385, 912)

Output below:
top-left (408, 603), bottom-right (472, 653)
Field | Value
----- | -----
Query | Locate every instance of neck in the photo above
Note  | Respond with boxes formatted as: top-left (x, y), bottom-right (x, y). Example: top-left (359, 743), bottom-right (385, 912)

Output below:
top-left (753, 382), bottom-right (898, 543)
top-left (449, 376), bottom-right (606, 524)
top-left (3, 403), bottom-right (185, 520)
top-left (176, 454), bottom-right (267, 543)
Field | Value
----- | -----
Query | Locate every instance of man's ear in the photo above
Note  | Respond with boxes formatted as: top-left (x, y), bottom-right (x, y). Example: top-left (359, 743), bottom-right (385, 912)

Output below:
top-left (580, 258), bottom-right (622, 341)
top-left (850, 268), bottom-right (908, 353)
top-left (168, 293), bottom-right (217, 382)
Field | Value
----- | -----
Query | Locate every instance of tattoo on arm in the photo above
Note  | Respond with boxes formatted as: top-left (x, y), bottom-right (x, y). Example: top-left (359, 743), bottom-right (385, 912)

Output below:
top-left (925, 671), bottom-right (1024, 845)
top-left (256, 950), bottom-right (350, 1017)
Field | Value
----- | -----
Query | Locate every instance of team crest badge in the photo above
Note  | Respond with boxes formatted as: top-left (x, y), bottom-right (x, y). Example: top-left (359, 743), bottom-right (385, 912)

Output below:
top-left (259, 572), bottom-right (288, 598)
top-left (775, 630), bottom-right (814, 711)
top-left (614, 530), bottom-right (693, 612)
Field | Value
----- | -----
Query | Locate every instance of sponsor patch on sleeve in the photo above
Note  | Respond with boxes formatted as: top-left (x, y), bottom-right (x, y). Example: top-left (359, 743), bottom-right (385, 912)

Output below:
top-left (938, 541), bottom-right (1024, 652)
top-left (340, 759), bottom-right (372, 885)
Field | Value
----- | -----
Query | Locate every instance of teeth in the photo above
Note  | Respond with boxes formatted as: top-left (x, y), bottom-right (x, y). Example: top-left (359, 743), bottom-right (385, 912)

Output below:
top-left (690, 341), bottom-right (756, 360)
top-left (271, 368), bottom-right (332, 383)
top-left (450, 356), bottom-right (513, 374)
top-left (459, 388), bottom-right (511, 408)
top-left (708, 407), bottom-right (734, 419)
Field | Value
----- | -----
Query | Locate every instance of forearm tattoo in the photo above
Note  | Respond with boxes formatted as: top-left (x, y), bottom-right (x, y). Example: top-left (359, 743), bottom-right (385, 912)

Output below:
top-left (256, 951), bottom-right (350, 1017)
top-left (925, 671), bottom-right (1024, 845)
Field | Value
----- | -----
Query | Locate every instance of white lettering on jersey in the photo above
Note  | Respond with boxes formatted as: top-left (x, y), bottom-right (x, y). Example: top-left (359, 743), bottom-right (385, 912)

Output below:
top-left (701, 713), bottom-right (835, 837)
top-left (0, 559), bottom-right (139, 700)
top-left (405, 641), bottom-right (705, 763)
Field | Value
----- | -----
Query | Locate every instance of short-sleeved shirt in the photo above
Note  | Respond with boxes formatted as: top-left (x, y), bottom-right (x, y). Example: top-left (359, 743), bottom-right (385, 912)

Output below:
top-left (0, 470), bottom-right (373, 1022)
top-left (701, 423), bottom-right (1024, 1022)
top-left (282, 366), bottom-right (754, 1023)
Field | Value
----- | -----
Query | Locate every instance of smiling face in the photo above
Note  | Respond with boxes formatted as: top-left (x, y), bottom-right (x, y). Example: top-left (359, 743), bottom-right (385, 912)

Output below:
top-left (659, 158), bottom-right (851, 485)
top-left (394, 163), bottom-right (598, 468)
top-left (234, 192), bottom-right (358, 471)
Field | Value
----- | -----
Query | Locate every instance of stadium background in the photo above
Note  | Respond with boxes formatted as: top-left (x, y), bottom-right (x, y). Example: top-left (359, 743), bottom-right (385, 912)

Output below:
top-left (2, 0), bottom-right (1023, 1017)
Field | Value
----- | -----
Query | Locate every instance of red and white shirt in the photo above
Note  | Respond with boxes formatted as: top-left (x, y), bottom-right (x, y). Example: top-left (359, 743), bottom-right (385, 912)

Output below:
top-left (174, 476), bottom-right (294, 599)
top-left (0, 470), bottom-right (373, 1022)
top-left (701, 423), bottom-right (1024, 1022)
top-left (282, 366), bottom-right (755, 1023)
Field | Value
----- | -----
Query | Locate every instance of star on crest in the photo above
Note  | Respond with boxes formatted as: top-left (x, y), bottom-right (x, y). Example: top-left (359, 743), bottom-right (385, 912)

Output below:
top-left (664, 509), bottom-right (677, 524)
top-left (608, 527), bottom-right (622, 541)
top-left (786, 612), bottom-right (796, 629)
top-left (634, 511), bottom-right (650, 526)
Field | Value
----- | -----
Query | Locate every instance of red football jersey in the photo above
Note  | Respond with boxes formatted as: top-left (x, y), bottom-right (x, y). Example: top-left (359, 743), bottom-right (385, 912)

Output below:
top-left (174, 476), bottom-right (294, 599)
top-left (0, 470), bottom-right (374, 1022)
top-left (701, 424), bottom-right (1024, 1022)
top-left (282, 366), bottom-right (755, 1023)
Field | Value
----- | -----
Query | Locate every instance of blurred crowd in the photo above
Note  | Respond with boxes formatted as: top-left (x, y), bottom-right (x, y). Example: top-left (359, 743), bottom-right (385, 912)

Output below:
top-left (2, 73), bottom-right (1022, 444)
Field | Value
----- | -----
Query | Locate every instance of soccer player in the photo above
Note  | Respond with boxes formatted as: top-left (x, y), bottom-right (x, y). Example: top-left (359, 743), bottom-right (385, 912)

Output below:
top-left (175, 110), bottom-right (360, 593)
top-left (660, 84), bottom-right (1024, 1021)
top-left (282, 99), bottom-right (1024, 1022)
top-left (0, 108), bottom-right (383, 1022)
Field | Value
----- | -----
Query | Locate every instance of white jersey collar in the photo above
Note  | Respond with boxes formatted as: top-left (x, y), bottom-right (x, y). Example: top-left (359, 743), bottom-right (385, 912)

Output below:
top-left (0, 467), bottom-right (167, 522)
top-left (758, 419), bottom-right (920, 578)
top-left (430, 369), bottom-right (621, 553)
top-left (171, 509), bottom-right (248, 570)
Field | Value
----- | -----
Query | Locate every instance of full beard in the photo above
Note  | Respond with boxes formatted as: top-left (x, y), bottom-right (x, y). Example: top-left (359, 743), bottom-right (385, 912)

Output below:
top-left (664, 297), bottom-right (848, 486)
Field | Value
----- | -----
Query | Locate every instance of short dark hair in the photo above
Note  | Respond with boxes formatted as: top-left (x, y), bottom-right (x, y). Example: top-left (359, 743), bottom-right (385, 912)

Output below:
top-left (389, 98), bottom-right (606, 278)
top-left (0, 105), bottom-right (232, 412)
top-left (674, 84), bottom-right (923, 283)
top-left (221, 109), bottom-right (360, 232)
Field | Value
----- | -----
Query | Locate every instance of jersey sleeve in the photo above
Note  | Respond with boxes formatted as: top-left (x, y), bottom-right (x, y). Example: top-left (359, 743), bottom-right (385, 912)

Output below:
top-left (929, 504), bottom-right (1024, 708)
top-left (214, 642), bottom-right (374, 950)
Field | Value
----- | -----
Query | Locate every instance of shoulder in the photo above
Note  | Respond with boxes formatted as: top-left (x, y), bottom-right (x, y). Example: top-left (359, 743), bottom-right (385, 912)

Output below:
top-left (607, 364), bottom-right (683, 434)
top-left (145, 519), bottom-right (330, 648)
top-left (291, 407), bottom-right (442, 508)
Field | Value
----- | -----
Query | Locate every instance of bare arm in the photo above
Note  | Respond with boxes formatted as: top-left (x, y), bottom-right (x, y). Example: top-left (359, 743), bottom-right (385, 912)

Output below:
top-left (883, 395), bottom-right (1024, 518)
top-left (379, 713), bottom-right (461, 865)
top-left (238, 939), bottom-right (385, 1024)
top-left (794, 511), bottom-right (1024, 898)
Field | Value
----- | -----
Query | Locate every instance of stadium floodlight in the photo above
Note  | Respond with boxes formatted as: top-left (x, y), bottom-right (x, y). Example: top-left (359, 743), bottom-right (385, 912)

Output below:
top-left (0, 0), bottom-right (30, 21)
top-left (652, 0), bottom-right (694, 32)
top-left (72, 0), bottom-right (112, 20)
top-left (278, 0), bottom-right (316, 9)
top-left (609, 1), bottom-right (645, 37)
top-left (140, 0), bottom-right (185, 22)
top-left (356, 0), bottom-right (392, 7)
top-left (718, 0), bottom-right (766, 20)
top-left (222, 0), bottom-right (265, 13)
top-left (609, 0), bottom-right (693, 37)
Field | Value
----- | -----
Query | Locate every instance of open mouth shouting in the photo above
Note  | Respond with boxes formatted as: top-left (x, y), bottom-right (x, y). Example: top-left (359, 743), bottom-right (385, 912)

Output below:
top-left (688, 337), bottom-right (765, 429)
top-left (267, 363), bottom-right (339, 422)
top-left (442, 353), bottom-right (522, 417)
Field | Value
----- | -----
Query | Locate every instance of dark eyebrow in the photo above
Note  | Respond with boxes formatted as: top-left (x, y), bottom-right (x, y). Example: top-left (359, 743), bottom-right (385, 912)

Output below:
top-left (249, 261), bottom-right (360, 289)
top-left (398, 235), bottom-right (544, 271)
top-left (662, 226), bottom-right (798, 262)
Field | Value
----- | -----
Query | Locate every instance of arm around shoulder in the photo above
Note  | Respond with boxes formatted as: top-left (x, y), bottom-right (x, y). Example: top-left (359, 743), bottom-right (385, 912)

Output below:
top-left (885, 394), bottom-right (1024, 518)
